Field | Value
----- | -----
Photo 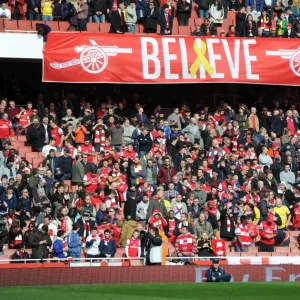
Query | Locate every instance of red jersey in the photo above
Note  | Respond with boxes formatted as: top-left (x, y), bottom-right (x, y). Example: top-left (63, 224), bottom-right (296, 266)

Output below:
top-left (175, 233), bottom-right (197, 256)
top-left (126, 237), bottom-right (141, 258)
top-left (259, 221), bottom-right (277, 245)
top-left (120, 149), bottom-right (137, 160)
top-left (235, 224), bottom-right (251, 247)
top-left (78, 144), bottom-right (95, 163)
top-left (83, 173), bottom-right (100, 193)
top-left (51, 126), bottom-right (64, 147)
top-left (211, 237), bottom-right (226, 256)
top-left (293, 206), bottom-right (300, 228)
top-left (245, 223), bottom-right (258, 244)
top-left (0, 119), bottom-right (13, 139)
top-left (19, 113), bottom-right (30, 128)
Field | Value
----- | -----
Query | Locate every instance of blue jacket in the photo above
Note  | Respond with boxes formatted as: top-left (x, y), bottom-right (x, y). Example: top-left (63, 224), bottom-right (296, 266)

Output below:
top-left (53, 239), bottom-right (65, 259)
top-left (245, 0), bottom-right (264, 13)
top-left (136, 0), bottom-right (148, 19)
top-left (206, 267), bottom-right (226, 282)
top-left (5, 195), bottom-right (17, 210)
top-left (99, 238), bottom-right (116, 257)
top-left (53, 1), bottom-right (68, 18)
top-left (67, 231), bottom-right (81, 257)
top-left (96, 209), bottom-right (105, 225)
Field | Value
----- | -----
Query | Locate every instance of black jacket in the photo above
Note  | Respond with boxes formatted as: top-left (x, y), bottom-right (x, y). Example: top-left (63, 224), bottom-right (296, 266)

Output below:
top-left (195, 0), bottom-right (212, 10)
top-left (90, 0), bottom-right (109, 14)
top-left (30, 230), bottom-right (52, 260)
top-left (177, 0), bottom-right (191, 20)
top-left (109, 9), bottom-right (126, 33)
top-left (243, 21), bottom-right (258, 37)
top-left (200, 22), bottom-right (217, 36)
top-left (137, 133), bottom-right (152, 152)
top-left (124, 197), bottom-right (137, 220)
top-left (26, 124), bottom-right (46, 151)
top-left (144, 7), bottom-right (159, 30)
top-left (236, 12), bottom-right (246, 35)
top-left (271, 114), bottom-right (282, 137)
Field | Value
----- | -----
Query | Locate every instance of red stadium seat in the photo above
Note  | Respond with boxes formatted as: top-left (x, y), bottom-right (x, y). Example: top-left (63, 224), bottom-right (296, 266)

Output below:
top-left (12, 141), bottom-right (25, 151)
top-left (18, 20), bottom-right (32, 30)
top-left (173, 18), bottom-right (179, 28)
top-left (271, 20), bottom-right (276, 29)
top-left (32, 157), bottom-right (44, 168)
top-left (217, 27), bottom-right (225, 35)
top-left (178, 26), bottom-right (191, 35)
top-left (99, 23), bottom-right (111, 33)
top-left (290, 247), bottom-right (300, 252)
top-left (4, 20), bottom-right (18, 30)
top-left (257, 252), bottom-right (272, 256)
top-left (25, 152), bottom-right (39, 164)
top-left (241, 252), bottom-right (256, 257)
top-left (288, 252), bottom-right (300, 256)
top-left (59, 22), bottom-right (70, 31)
top-left (226, 252), bottom-right (240, 257)
top-left (275, 247), bottom-right (291, 252)
top-left (227, 11), bottom-right (236, 24)
top-left (272, 252), bottom-right (288, 256)
top-left (17, 135), bottom-right (27, 142)
top-left (191, 10), bottom-right (198, 19)
top-left (18, 146), bottom-right (32, 158)
top-left (156, 25), bottom-right (161, 34)
top-left (138, 24), bottom-right (144, 33)
top-left (45, 21), bottom-right (60, 31)
top-left (87, 23), bottom-right (100, 32)
top-left (195, 18), bottom-right (204, 26)
top-left (188, 18), bottom-right (195, 27)
top-left (32, 20), bottom-right (44, 30)
top-left (248, 247), bottom-right (258, 252)
top-left (222, 19), bottom-right (233, 32)
top-left (0, 20), bottom-right (4, 30)
top-left (64, 180), bottom-right (71, 188)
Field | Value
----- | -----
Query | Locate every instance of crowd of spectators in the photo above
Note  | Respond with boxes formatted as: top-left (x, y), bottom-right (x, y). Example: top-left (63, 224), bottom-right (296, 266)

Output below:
top-left (0, 0), bottom-right (299, 37)
top-left (0, 91), bottom-right (300, 264)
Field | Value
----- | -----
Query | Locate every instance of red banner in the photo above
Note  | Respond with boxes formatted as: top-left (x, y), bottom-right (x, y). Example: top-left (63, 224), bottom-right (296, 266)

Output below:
top-left (43, 33), bottom-right (300, 85)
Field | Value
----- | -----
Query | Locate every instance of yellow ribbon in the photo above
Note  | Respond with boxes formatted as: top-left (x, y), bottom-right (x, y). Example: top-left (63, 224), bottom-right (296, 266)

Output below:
top-left (189, 40), bottom-right (215, 77)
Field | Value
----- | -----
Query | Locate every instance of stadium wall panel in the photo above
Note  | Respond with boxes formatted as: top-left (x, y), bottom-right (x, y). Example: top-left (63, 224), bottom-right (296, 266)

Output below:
top-left (1, 265), bottom-right (300, 286)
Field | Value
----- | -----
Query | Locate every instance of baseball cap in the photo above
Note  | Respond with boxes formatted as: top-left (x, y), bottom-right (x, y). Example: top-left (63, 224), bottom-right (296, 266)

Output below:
top-left (212, 258), bottom-right (219, 264)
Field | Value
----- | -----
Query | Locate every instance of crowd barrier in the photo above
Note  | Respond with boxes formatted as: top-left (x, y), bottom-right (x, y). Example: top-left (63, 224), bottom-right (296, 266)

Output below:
top-left (1, 257), bottom-right (300, 286)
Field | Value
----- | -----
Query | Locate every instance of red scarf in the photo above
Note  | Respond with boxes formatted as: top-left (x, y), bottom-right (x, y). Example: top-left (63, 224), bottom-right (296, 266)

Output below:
top-left (112, 168), bottom-right (120, 177)
top-left (61, 217), bottom-right (67, 233)
top-left (82, 220), bottom-right (91, 243)
top-left (226, 215), bottom-right (231, 232)
top-left (94, 129), bottom-right (106, 146)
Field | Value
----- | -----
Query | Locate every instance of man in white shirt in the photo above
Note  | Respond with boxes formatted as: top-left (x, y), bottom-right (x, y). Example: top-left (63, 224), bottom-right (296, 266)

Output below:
top-left (39, 215), bottom-right (58, 250)
top-left (0, 3), bottom-right (11, 20)
top-left (85, 227), bottom-right (101, 259)
top-left (42, 138), bottom-right (57, 158)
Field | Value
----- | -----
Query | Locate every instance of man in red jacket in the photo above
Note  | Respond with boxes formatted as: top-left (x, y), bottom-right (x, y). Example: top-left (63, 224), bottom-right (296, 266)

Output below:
top-left (8, 0), bottom-right (25, 20)
top-left (293, 198), bottom-right (300, 230)
top-left (158, 156), bottom-right (176, 186)
top-left (259, 213), bottom-right (277, 252)
top-left (175, 226), bottom-right (197, 258)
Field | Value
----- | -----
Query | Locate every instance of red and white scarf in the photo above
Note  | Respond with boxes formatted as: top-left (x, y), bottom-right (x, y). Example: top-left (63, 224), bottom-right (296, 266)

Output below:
top-left (226, 215), bottom-right (231, 232)
top-left (82, 220), bottom-right (91, 244)
top-left (94, 129), bottom-right (106, 146)
top-left (61, 217), bottom-right (67, 233)
top-left (232, 136), bottom-right (239, 152)
top-left (111, 168), bottom-right (120, 177)
top-left (134, 164), bottom-right (144, 185)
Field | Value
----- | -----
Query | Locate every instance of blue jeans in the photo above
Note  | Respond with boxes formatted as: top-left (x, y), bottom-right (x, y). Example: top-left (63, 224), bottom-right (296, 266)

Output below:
top-left (28, 11), bottom-right (40, 20)
top-left (199, 9), bottom-right (209, 18)
top-left (235, 245), bottom-right (249, 252)
top-left (42, 15), bottom-right (53, 21)
top-left (127, 24), bottom-right (136, 33)
top-left (93, 14), bottom-right (105, 23)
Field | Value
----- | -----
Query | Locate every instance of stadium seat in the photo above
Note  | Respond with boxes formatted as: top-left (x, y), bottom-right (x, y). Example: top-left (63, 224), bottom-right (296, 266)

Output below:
top-left (290, 247), bottom-right (300, 252)
top-left (271, 20), bottom-right (276, 29)
top-left (195, 18), bottom-right (204, 26)
top-left (32, 20), bottom-right (44, 30)
top-left (0, 20), bottom-right (4, 30)
top-left (178, 26), bottom-right (191, 35)
top-left (191, 10), bottom-right (198, 19)
top-left (12, 141), bottom-right (25, 151)
top-left (59, 22), bottom-right (70, 31)
top-left (241, 252), bottom-right (256, 257)
top-left (290, 231), bottom-right (299, 237)
top-left (222, 19), bottom-right (233, 33)
top-left (99, 23), bottom-right (110, 33)
top-left (226, 252), bottom-right (240, 257)
top-left (172, 27), bottom-right (179, 35)
top-left (257, 252), bottom-right (271, 256)
top-left (17, 135), bottom-right (27, 142)
top-left (138, 24), bottom-right (144, 33)
top-left (248, 247), bottom-right (258, 252)
top-left (45, 21), bottom-right (60, 31)
top-left (18, 20), bottom-right (32, 30)
top-left (173, 18), bottom-right (179, 28)
top-left (275, 247), bottom-right (291, 252)
top-left (227, 11), bottom-right (236, 24)
top-left (188, 18), bottom-right (194, 27)
top-left (32, 157), bottom-right (44, 168)
top-left (288, 252), bottom-right (300, 256)
top-left (272, 252), bottom-right (288, 256)
top-left (4, 20), bottom-right (18, 30)
top-left (87, 23), bottom-right (100, 32)
top-left (156, 25), bottom-right (161, 34)
top-left (18, 146), bottom-right (32, 158)
top-left (25, 152), bottom-right (39, 164)
top-left (217, 27), bottom-right (225, 35)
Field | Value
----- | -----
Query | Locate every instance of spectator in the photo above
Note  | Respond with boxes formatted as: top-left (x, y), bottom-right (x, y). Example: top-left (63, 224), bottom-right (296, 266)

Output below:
top-left (259, 213), bottom-right (277, 252)
top-left (195, 213), bottom-right (213, 239)
top-left (143, 2), bottom-right (158, 33)
top-left (211, 229), bottom-right (226, 257)
top-left (71, 155), bottom-right (85, 185)
top-left (31, 224), bottom-right (52, 260)
top-left (109, 3), bottom-right (127, 33)
top-left (280, 164), bottom-right (295, 190)
top-left (0, 2), bottom-right (11, 19)
top-left (209, 0), bottom-right (224, 26)
top-left (145, 227), bottom-right (163, 265)
top-left (191, 24), bottom-right (202, 36)
top-left (234, 215), bottom-right (251, 252)
top-left (67, 224), bottom-right (81, 259)
top-left (225, 25), bottom-right (236, 36)
top-left (90, 0), bottom-right (107, 23)
top-left (243, 14), bottom-right (258, 37)
top-left (8, 0), bottom-right (25, 20)
top-left (228, 0), bottom-right (240, 11)
top-left (274, 198), bottom-right (291, 230)
top-left (236, 5), bottom-right (246, 36)
top-left (159, 3), bottom-right (173, 35)
top-left (196, 0), bottom-right (211, 18)
top-left (53, 230), bottom-right (68, 260)
top-left (283, 22), bottom-right (297, 37)
top-left (257, 9), bottom-right (271, 36)
top-left (41, 0), bottom-right (54, 21)
top-left (177, 0), bottom-right (191, 26)
top-left (99, 229), bottom-right (117, 258)
top-left (277, 12), bottom-right (288, 36)
top-left (125, 229), bottom-right (141, 258)
top-left (27, 0), bottom-right (41, 20)
top-left (77, 0), bottom-right (88, 31)
top-left (53, 0), bottom-right (68, 21)
top-left (175, 225), bottom-right (197, 257)
top-left (118, 215), bottom-right (137, 247)
top-left (85, 227), bottom-right (100, 259)
top-left (126, 0), bottom-right (137, 33)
